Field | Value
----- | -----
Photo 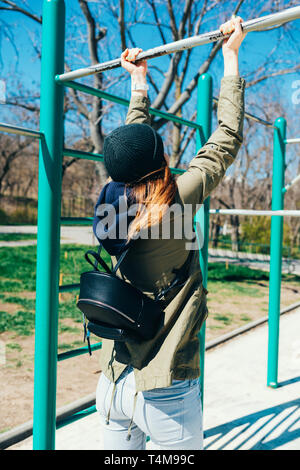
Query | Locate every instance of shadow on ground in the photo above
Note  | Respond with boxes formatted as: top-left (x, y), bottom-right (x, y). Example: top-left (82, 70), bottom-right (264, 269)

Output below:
top-left (204, 397), bottom-right (300, 450)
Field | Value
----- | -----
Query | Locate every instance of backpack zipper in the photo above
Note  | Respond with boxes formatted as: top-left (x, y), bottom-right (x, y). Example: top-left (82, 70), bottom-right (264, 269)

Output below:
top-left (79, 298), bottom-right (136, 324)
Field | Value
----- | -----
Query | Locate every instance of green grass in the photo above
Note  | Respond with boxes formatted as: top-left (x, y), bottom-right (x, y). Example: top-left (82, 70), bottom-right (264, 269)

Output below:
top-left (213, 313), bottom-right (233, 325)
top-left (0, 310), bottom-right (35, 336)
top-left (0, 246), bottom-right (299, 337)
top-left (208, 262), bottom-right (270, 282)
top-left (207, 280), bottom-right (265, 298)
top-left (58, 340), bottom-right (84, 351)
top-left (0, 243), bottom-right (111, 336)
top-left (6, 342), bottom-right (22, 351)
top-left (240, 314), bottom-right (252, 322)
top-left (0, 233), bottom-right (37, 242)
top-left (0, 244), bottom-right (111, 293)
top-left (58, 323), bottom-right (81, 334)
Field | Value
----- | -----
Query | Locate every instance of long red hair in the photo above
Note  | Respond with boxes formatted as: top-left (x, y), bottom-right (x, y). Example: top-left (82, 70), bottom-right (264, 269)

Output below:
top-left (126, 164), bottom-right (177, 240)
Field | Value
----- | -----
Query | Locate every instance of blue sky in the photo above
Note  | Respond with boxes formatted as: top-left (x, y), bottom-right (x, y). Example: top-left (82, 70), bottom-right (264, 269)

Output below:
top-left (0, 0), bottom-right (300, 148)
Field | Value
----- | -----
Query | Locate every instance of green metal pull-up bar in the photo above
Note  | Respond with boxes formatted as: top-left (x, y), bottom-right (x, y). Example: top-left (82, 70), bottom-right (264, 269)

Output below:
top-left (56, 6), bottom-right (300, 82)
top-left (282, 174), bottom-right (300, 194)
top-left (0, 122), bottom-right (43, 139)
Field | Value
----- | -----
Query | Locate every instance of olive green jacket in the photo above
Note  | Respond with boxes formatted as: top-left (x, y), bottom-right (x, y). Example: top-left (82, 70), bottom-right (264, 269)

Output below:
top-left (99, 76), bottom-right (245, 392)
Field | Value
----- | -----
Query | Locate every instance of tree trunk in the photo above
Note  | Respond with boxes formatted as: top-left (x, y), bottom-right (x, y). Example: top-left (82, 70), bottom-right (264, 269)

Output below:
top-left (210, 215), bottom-right (221, 248)
top-left (170, 76), bottom-right (182, 168)
top-left (230, 215), bottom-right (240, 252)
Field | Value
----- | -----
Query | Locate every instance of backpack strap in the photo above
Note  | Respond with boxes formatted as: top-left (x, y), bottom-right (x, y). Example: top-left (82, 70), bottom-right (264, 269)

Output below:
top-left (112, 247), bottom-right (130, 274)
top-left (84, 249), bottom-right (112, 273)
top-left (155, 250), bottom-right (194, 301)
top-left (84, 244), bottom-right (130, 275)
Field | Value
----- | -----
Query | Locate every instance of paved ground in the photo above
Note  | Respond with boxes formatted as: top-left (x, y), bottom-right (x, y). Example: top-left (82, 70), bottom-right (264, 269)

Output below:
top-left (208, 247), bottom-right (300, 276)
top-left (7, 308), bottom-right (300, 451)
top-left (0, 225), bottom-right (97, 247)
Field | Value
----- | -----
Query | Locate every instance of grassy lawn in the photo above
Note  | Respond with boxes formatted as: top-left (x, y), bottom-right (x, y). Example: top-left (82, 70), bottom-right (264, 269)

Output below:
top-left (0, 244), bottom-right (111, 339)
top-left (0, 233), bottom-right (37, 242)
top-left (0, 244), bottom-right (299, 341)
top-left (205, 263), bottom-right (300, 340)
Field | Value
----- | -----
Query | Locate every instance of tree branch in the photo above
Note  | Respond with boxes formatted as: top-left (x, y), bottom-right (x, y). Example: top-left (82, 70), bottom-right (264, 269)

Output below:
top-left (246, 63), bottom-right (300, 88)
top-left (118, 0), bottom-right (126, 51)
top-left (0, 0), bottom-right (42, 23)
top-left (145, 0), bottom-right (169, 46)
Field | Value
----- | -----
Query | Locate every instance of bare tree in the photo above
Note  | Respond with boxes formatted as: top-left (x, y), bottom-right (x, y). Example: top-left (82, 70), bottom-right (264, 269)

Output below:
top-left (2, 1), bottom-right (300, 169)
top-left (0, 134), bottom-right (37, 196)
top-left (1, 0), bottom-right (300, 224)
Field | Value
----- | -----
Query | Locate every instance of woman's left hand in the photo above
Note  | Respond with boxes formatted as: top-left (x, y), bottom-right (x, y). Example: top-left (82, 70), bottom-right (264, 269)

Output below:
top-left (121, 48), bottom-right (148, 79)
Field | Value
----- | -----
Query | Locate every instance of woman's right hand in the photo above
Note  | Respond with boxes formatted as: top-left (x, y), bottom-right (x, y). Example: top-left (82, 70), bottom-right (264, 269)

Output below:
top-left (219, 16), bottom-right (246, 76)
top-left (220, 16), bottom-right (246, 57)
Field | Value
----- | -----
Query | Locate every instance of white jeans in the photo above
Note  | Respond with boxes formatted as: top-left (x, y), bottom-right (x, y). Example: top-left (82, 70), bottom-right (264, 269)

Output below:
top-left (96, 366), bottom-right (203, 450)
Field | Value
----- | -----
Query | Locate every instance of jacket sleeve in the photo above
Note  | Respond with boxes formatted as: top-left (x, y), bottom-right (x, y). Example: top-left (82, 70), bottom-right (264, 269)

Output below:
top-left (176, 76), bottom-right (245, 211)
top-left (125, 95), bottom-right (151, 125)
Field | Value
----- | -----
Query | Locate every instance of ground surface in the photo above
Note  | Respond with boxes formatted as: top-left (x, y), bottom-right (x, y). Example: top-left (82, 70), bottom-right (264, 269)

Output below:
top-left (1, 276), bottom-right (299, 433)
top-left (8, 307), bottom-right (300, 450)
top-left (0, 226), bottom-right (299, 437)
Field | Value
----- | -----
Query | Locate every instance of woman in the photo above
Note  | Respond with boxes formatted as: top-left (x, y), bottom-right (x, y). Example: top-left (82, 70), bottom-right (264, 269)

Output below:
top-left (94, 17), bottom-right (246, 450)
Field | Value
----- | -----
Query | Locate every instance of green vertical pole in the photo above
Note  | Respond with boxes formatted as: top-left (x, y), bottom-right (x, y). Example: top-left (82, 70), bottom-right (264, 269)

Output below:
top-left (195, 73), bottom-right (212, 407)
top-left (267, 117), bottom-right (286, 388)
top-left (33, 0), bottom-right (65, 450)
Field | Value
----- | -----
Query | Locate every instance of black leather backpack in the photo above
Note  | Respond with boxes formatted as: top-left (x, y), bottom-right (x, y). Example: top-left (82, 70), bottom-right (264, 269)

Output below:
top-left (77, 245), bottom-right (192, 351)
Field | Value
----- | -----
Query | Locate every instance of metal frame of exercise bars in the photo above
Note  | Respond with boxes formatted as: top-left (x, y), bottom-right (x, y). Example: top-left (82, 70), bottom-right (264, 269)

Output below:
top-left (1, 0), bottom-right (300, 450)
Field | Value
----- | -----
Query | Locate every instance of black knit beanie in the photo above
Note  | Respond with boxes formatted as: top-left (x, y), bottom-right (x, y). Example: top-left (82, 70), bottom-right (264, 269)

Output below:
top-left (103, 123), bottom-right (166, 183)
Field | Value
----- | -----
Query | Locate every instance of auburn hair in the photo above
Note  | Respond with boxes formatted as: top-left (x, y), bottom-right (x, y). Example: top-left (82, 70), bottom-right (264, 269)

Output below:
top-left (126, 164), bottom-right (177, 240)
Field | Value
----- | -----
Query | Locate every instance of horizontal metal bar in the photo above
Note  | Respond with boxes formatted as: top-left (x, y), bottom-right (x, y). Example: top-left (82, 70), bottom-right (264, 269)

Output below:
top-left (58, 283), bottom-right (80, 292)
top-left (63, 80), bottom-right (272, 133)
top-left (56, 405), bottom-right (96, 430)
top-left (210, 209), bottom-right (300, 217)
top-left (285, 138), bottom-right (300, 144)
top-left (63, 148), bottom-right (104, 162)
top-left (64, 147), bottom-right (186, 175)
top-left (57, 342), bottom-right (102, 362)
top-left (282, 174), bottom-right (300, 193)
top-left (0, 122), bottom-right (43, 139)
top-left (213, 97), bottom-right (274, 128)
top-left (61, 217), bottom-right (93, 225)
top-left (170, 167), bottom-right (185, 175)
top-left (56, 6), bottom-right (300, 81)
top-left (60, 81), bottom-right (203, 130)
